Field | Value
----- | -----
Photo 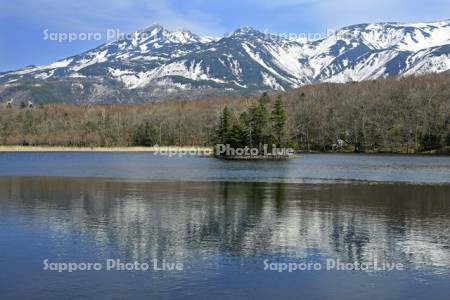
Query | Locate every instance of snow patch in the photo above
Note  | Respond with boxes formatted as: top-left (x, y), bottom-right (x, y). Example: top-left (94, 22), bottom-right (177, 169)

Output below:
top-left (261, 72), bottom-right (284, 90)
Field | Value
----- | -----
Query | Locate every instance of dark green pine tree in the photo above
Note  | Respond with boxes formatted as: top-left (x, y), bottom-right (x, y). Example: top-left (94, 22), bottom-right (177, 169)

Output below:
top-left (239, 111), bottom-right (252, 147)
top-left (215, 106), bottom-right (232, 145)
top-left (228, 121), bottom-right (246, 148)
top-left (133, 121), bottom-right (157, 146)
top-left (271, 95), bottom-right (289, 147)
top-left (259, 92), bottom-right (271, 105)
top-left (247, 94), bottom-right (272, 150)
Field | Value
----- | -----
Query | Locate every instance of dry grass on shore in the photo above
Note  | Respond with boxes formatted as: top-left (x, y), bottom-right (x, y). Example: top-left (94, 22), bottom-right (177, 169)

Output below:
top-left (0, 146), bottom-right (213, 153)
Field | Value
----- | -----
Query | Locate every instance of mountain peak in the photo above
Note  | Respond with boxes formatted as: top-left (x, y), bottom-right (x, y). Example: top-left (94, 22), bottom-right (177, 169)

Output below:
top-left (132, 24), bottom-right (211, 44)
top-left (140, 24), bottom-right (165, 35)
top-left (229, 26), bottom-right (263, 37)
top-left (1, 19), bottom-right (449, 103)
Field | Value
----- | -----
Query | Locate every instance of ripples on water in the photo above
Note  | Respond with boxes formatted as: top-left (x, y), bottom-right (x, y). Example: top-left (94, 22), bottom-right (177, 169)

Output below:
top-left (0, 152), bottom-right (449, 184)
top-left (0, 153), bottom-right (449, 299)
top-left (0, 175), bottom-right (450, 299)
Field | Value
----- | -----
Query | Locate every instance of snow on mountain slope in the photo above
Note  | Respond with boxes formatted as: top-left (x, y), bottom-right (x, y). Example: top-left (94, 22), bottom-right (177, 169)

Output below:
top-left (1, 20), bottom-right (449, 103)
top-left (403, 45), bottom-right (450, 75)
top-left (332, 21), bottom-right (450, 52)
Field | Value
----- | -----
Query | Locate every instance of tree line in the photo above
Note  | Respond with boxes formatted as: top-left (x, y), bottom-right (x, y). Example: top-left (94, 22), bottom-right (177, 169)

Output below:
top-left (0, 73), bottom-right (449, 153)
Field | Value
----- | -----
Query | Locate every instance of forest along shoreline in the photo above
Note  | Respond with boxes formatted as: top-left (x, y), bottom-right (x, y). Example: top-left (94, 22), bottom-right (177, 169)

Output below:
top-left (0, 73), bottom-right (449, 155)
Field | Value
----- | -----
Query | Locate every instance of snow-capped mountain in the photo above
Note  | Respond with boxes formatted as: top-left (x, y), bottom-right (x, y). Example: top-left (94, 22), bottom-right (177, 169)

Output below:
top-left (1, 20), bottom-right (450, 103)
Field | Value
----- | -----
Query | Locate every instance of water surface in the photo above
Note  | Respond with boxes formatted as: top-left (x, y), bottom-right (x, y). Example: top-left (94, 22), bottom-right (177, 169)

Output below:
top-left (0, 152), bottom-right (449, 184)
top-left (0, 153), bottom-right (449, 299)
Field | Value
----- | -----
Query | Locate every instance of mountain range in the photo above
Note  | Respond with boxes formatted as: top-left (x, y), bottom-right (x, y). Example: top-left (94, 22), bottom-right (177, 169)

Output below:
top-left (1, 19), bottom-right (449, 104)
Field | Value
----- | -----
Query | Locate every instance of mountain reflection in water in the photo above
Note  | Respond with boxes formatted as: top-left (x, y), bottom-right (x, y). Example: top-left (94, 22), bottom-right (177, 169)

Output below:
top-left (1, 177), bottom-right (449, 272)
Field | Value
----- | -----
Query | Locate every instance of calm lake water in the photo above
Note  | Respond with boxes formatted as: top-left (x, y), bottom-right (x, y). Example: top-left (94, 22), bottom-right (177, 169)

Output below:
top-left (0, 152), bottom-right (449, 184)
top-left (0, 153), bottom-right (449, 299)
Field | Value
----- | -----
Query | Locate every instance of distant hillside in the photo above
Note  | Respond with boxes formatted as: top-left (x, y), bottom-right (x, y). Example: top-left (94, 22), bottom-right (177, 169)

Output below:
top-left (0, 73), bottom-right (449, 153)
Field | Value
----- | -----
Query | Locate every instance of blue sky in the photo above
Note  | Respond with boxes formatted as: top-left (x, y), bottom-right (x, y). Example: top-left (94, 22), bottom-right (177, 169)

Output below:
top-left (1, 0), bottom-right (449, 71)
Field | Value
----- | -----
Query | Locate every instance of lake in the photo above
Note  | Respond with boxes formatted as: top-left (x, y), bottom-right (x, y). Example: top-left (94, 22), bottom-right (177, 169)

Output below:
top-left (0, 153), bottom-right (449, 299)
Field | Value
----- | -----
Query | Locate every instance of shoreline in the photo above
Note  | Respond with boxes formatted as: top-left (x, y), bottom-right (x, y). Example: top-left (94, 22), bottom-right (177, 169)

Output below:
top-left (0, 146), bottom-right (447, 155)
top-left (0, 146), bottom-right (213, 153)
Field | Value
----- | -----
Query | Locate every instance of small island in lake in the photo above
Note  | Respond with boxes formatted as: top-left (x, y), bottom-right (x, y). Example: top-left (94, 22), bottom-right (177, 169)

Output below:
top-left (213, 93), bottom-right (295, 159)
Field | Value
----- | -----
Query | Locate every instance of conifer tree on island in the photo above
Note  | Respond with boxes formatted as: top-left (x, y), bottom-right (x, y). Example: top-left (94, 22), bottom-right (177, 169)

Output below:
top-left (271, 95), bottom-right (290, 148)
top-left (214, 93), bottom-right (292, 158)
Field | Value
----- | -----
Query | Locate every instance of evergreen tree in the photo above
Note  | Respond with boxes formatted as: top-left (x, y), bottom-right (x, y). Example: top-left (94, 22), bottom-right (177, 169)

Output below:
top-left (133, 121), bottom-right (157, 146)
top-left (259, 92), bottom-right (271, 105)
top-left (271, 95), bottom-right (289, 147)
top-left (239, 111), bottom-right (252, 147)
top-left (228, 121), bottom-right (246, 148)
top-left (247, 94), bottom-right (272, 150)
top-left (215, 106), bottom-right (232, 144)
